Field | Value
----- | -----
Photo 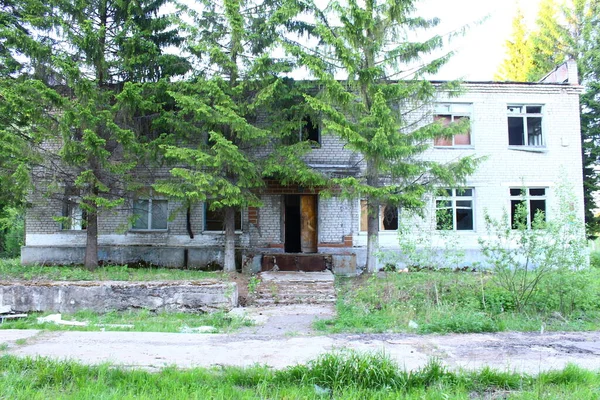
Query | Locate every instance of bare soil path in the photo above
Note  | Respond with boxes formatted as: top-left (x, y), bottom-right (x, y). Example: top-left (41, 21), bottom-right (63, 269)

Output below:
top-left (2, 305), bottom-right (600, 374)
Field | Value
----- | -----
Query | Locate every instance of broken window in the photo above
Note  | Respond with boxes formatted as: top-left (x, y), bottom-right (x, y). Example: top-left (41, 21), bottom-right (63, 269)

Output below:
top-left (510, 188), bottom-right (547, 229)
top-left (434, 103), bottom-right (472, 147)
top-left (300, 115), bottom-right (320, 147)
top-left (204, 202), bottom-right (242, 231)
top-left (435, 188), bottom-right (474, 231)
top-left (360, 200), bottom-right (399, 231)
top-left (132, 198), bottom-right (168, 230)
top-left (507, 105), bottom-right (544, 147)
top-left (62, 188), bottom-right (86, 230)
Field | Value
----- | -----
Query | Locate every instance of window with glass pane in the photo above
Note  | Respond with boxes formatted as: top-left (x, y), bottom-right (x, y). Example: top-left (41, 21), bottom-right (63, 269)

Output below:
top-left (435, 188), bottom-right (474, 231)
top-left (133, 199), bottom-right (168, 230)
top-left (507, 105), bottom-right (544, 147)
top-left (433, 103), bottom-right (472, 147)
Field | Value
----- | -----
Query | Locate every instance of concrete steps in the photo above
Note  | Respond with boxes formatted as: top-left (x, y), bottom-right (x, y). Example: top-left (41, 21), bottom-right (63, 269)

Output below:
top-left (251, 271), bottom-right (336, 306)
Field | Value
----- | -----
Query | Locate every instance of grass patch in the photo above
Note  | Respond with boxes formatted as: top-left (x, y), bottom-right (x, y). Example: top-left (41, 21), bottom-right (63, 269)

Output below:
top-left (1, 352), bottom-right (600, 399)
top-left (316, 270), bottom-right (600, 334)
top-left (0, 258), bottom-right (221, 281)
top-left (0, 309), bottom-right (252, 333)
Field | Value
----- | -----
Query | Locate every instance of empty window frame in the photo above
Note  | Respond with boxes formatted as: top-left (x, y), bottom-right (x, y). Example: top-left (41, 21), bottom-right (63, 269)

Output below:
top-left (435, 188), bottom-right (474, 231)
top-left (204, 203), bottom-right (242, 231)
top-left (62, 190), bottom-right (86, 230)
top-left (301, 115), bottom-right (320, 146)
top-left (434, 103), bottom-right (472, 147)
top-left (359, 200), bottom-right (399, 231)
top-left (132, 198), bottom-right (168, 230)
top-left (507, 105), bottom-right (544, 147)
top-left (510, 188), bottom-right (547, 228)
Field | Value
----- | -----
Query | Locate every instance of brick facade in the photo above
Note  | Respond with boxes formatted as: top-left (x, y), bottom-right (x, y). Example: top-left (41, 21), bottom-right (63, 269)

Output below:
top-left (22, 64), bottom-right (586, 269)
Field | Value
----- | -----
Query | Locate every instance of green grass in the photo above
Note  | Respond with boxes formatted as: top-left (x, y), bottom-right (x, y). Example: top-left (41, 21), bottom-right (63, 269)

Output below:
top-left (1, 352), bottom-right (600, 399)
top-left (316, 269), bottom-right (600, 334)
top-left (0, 258), bottom-right (221, 281)
top-left (0, 309), bottom-right (252, 333)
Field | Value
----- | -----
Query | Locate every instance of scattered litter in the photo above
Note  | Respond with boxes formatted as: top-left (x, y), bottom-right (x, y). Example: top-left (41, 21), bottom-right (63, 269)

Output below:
top-left (179, 325), bottom-right (217, 334)
top-left (314, 384), bottom-right (331, 396)
top-left (37, 314), bottom-right (88, 326)
top-left (95, 324), bottom-right (134, 329)
top-left (0, 305), bottom-right (27, 324)
top-left (408, 320), bottom-right (419, 330)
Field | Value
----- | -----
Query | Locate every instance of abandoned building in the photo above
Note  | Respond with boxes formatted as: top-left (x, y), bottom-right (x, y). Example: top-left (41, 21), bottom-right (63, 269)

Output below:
top-left (21, 61), bottom-right (585, 272)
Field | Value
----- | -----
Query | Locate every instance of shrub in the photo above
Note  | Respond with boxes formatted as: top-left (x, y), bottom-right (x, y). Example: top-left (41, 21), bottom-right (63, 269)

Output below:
top-left (0, 208), bottom-right (24, 258)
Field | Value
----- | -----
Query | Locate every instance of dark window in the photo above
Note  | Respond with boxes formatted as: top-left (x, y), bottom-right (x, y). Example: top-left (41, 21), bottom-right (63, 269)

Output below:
top-left (435, 188), bottom-right (474, 231)
top-left (507, 105), bottom-right (544, 147)
top-left (205, 203), bottom-right (242, 231)
top-left (510, 188), bottom-right (546, 228)
top-left (302, 116), bottom-right (320, 145)
top-left (360, 200), bottom-right (399, 231)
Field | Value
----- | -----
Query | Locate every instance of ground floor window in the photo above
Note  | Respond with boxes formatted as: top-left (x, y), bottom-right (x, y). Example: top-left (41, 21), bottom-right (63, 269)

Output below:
top-left (62, 191), bottom-right (86, 230)
top-left (510, 187), bottom-right (546, 228)
top-left (132, 198), bottom-right (168, 230)
top-left (204, 203), bottom-right (242, 231)
top-left (435, 188), bottom-right (474, 231)
top-left (359, 200), bottom-right (399, 232)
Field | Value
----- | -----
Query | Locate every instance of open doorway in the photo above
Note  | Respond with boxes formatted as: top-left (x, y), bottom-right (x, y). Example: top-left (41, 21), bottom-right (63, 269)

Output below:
top-left (284, 194), bottom-right (318, 253)
top-left (284, 195), bottom-right (301, 253)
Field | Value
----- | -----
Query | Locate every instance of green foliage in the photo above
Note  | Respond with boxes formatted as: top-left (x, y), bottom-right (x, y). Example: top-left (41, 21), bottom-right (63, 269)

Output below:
top-left (381, 208), bottom-right (466, 270)
top-left (495, 7), bottom-right (534, 81)
top-left (0, 309), bottom-right (251, 333)
top-left (0, 207), bottom-right (24, 257)
top-left (0, 259), bottom-right (221, 281)
top-left (3, 353), bottom-right (600, 398)
top-left (290, 0), bottom-right (479, 271)
top-left (479, 183), bottom-right (588, 312)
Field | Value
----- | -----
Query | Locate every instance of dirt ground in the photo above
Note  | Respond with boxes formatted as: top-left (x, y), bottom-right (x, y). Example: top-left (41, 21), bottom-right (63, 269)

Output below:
top-left (2, 305), bottom-right (600, 374)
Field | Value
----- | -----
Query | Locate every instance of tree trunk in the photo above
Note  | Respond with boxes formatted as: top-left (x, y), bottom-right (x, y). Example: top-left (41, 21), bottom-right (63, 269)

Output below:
top-left (223, 206), bottom-right (236, 272)
top-left (366, 199), bottom-right (379, 272)
top-left (84, 206), bottom-right (98, 270)
top-left (365, 159), bottom-right (380, 272)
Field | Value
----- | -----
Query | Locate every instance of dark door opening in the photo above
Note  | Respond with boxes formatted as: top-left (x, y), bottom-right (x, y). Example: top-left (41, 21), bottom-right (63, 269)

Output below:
top-left (284, 195), bottom-right (301, 253)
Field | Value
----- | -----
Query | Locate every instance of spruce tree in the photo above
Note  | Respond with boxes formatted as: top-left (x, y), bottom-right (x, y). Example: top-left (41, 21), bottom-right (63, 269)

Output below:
top-left (156, 0), bottom-right (323, 271)
top-left (37, 0), bottom-right (188, 269)
top-left (287, 0), bottom-right (480, 272)
top-left (495, 7), bottom-right (534, 81)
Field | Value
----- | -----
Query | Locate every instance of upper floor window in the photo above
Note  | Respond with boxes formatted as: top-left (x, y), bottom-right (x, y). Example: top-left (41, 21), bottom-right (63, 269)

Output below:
top-left (132, 198), bottom-right (168, 230)
top-left (435, 188), bottom-right (474, 231)
top-left (204, 203), bottom-right (242, 231)
top-left (359, 200), bottom-right (398, 231)
top-left (510, 188), bottom-right (546, 229)
top-left (434, 103), bottom-right (472, 147)
top-left (507, 105), bottom-right (544, 147)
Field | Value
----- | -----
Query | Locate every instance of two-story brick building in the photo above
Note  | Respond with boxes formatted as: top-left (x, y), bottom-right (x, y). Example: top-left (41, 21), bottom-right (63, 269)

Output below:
top-left (21, 61), bottom-right (585, 271)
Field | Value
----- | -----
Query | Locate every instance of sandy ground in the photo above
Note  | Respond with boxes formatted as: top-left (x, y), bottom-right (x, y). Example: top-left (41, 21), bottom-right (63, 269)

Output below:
top-left (2, 305), bottom-right (600, 374)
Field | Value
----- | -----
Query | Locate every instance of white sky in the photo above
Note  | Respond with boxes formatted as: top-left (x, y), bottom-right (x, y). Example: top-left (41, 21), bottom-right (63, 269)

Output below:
top-left (420, 0), bottom-right (543, 80)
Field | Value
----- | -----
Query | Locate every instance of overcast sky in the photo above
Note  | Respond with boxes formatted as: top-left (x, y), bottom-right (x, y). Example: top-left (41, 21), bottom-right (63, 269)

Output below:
top-left (420, 0), bottom-right (543, 80)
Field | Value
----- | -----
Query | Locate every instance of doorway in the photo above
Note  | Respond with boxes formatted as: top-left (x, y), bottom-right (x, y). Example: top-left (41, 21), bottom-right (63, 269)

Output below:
top-left (284, 194), bottom-right (318, 253)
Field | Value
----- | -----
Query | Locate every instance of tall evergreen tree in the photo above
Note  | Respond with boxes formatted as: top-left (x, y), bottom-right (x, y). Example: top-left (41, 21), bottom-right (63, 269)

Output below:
top-left (38, 0), bottom-right (188, 269)
top-left (287, 0), bottom-right (479, 272)
top-left (528, 0), bottom-right (570, 81)
top-left (156, 0), bottom-right (323, 271)
top-left (495, 7), bottom-right (534, 81)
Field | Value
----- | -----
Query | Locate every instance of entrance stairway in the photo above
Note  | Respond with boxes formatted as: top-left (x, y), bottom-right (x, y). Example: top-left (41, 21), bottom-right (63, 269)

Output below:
top-left (251, 271), bottom-right (336, 306)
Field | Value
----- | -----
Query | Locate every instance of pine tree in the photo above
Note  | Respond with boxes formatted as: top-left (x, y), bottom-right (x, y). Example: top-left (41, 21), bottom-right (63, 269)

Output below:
top-left (495, 7), bottom-right (534, 81)
top-left (156, 0), bottom-right (323, 271)
top-left (287, 0), bottom-right (480, 272)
